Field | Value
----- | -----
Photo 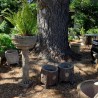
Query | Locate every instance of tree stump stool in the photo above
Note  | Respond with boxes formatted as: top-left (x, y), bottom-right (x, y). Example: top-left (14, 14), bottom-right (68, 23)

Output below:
top-left (41, 65), bottom-right (58, 88)
top-left (58, 62), bottom-right (74, 84)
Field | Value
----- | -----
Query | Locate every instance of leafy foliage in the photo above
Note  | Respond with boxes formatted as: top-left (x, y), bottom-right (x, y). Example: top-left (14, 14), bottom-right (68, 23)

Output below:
top-left (2, 0), bottom-right (37, 36)
top-left (0, 33), bottom-right (15, 56)
top-left (70, 0), bottom-right (98, 36)
top-left (86, 28), bottom-right (98, 34)
top-left (0, 0), bottom-right (20, 13)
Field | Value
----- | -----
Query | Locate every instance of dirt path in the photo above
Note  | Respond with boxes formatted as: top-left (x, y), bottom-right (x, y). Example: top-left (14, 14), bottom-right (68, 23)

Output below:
top-left (0, 46), bottom-right (98, 98)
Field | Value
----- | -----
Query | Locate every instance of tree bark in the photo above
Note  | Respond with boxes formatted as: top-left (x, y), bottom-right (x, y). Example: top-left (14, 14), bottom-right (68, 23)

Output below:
top-left (37, 0), bottom-right (80, 62)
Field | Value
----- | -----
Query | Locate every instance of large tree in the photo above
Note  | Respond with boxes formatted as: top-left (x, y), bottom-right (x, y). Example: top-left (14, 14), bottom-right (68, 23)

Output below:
top-left (37, 0), bottom-right (80, 62)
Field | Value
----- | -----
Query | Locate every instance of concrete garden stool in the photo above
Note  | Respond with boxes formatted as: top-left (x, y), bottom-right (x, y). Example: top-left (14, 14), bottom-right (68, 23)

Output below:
top-left (5, 49), bottom-right (19, 65)
top-left (77, 79), bottom-right (98, 98)
top-left (58, 62), bottom-right (74, 84)
top-left (41, 65), bottom-right (58, 88)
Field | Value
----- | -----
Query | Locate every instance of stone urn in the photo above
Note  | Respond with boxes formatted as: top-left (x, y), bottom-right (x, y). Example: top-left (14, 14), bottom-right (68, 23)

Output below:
top-left (12, 35), bottom-right (37, 87)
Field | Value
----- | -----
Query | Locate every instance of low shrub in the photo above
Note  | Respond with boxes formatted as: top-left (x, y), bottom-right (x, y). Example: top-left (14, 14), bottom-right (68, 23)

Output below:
top-left (0, 33), bottom-right (15, 56)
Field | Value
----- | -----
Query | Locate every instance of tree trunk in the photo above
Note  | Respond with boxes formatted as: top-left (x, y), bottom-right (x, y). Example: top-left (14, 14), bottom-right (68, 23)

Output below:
top-left (37, 0), bottom-right (80, 62)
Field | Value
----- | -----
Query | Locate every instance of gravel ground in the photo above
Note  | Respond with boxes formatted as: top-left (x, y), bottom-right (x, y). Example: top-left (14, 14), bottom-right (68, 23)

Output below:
top-left (0, 45), bottom-right (98, 98)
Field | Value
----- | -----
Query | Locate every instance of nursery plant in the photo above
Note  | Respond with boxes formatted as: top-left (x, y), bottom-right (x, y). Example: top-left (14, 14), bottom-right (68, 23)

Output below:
top-left (2, 0), bottom-right (38, 87)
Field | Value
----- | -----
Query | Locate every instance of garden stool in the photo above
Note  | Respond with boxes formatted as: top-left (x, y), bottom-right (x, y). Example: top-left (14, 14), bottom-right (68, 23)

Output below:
top-left (58, 62), bottom-right (74, 84)
top-left (5, 49), bottom-right (19, 65)
top-left (41, 65), bottom-right (58, 88)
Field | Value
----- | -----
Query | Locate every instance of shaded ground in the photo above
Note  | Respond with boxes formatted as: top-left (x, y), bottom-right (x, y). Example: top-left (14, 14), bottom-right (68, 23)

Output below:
top-left (0, 45), bottom-right (98, 98)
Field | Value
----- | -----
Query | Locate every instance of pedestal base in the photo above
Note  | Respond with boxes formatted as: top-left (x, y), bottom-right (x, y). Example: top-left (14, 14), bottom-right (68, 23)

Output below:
top-left (19, 80), bottom-right (33, 88)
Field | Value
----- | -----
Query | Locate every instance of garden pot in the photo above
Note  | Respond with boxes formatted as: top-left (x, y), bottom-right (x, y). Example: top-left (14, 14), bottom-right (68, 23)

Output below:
top-left (12, 35), bottom-right (37, 50)
top-left (70, 43), bottom-right (81, 53)
top-left (12, 35), bottom-right (37, 87)
top-left (5, 49), bottom-right (19, 65)
top-left (58, 62), bottom-right (74, 84)
top-left (77, 79), bottom-right (98, 98)
top-left (41, 65), bottom-right (58, 88)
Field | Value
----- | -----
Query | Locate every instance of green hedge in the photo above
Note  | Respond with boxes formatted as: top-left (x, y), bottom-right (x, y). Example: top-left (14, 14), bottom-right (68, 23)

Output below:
top-left (0, 33), bottom-right (15, 56)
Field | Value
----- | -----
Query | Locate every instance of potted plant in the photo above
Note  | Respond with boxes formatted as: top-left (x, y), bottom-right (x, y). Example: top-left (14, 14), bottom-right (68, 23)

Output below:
top-left (2, 0), bottom-right (37, 87)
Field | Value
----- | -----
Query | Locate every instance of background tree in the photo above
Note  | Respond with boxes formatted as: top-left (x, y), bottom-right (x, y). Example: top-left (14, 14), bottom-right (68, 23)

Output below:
top-left (70, 0), bottom-right (98, 35)
top-left (37, 0), bottom-right (80, 62)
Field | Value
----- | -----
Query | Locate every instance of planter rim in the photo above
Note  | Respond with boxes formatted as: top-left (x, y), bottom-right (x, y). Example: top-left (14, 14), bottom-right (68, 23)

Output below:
top-left (58, 62), bottom-right (74, 69)
top-left (5, 49), bottom-right (18, 53)
top-left (71, 43), bottom-right (81, 46)
top-left (11, 35), bottom-right (37, 50)
top-left (77, 79), bottom-right (96, 90)
top-left (11, 35), bottom-right (37, 39)
top-left (77, 79), bottom-right (97, 98)
top-left (42, 65), bottom-right (58, 73)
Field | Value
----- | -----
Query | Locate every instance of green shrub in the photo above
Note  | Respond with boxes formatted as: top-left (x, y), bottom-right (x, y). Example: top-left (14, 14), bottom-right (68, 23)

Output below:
top-left (0, 0), bottom-right (20, 13)
top-left (70, 0), bottom-right (98, 34)
top-left (86, 28), bottom-right (98, 34)
top-left (0, 33), bottom-right (15, 56)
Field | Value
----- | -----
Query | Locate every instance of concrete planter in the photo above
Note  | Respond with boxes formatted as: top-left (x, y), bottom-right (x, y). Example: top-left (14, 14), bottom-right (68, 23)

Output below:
top-left (70, 43), bottom-right (81, 53)
top-left (12, 35), bottom-right (37, 50)
top-left (41, 65), bottom-right (58, 88)
top-left (58, 62), bottom-right (74, 84)
top-left (5, 49), bottom-right (19, 65)
top-left (12, 35), bottom-right (37, 88)
top-left (77, 80), bottom-right (98, 98)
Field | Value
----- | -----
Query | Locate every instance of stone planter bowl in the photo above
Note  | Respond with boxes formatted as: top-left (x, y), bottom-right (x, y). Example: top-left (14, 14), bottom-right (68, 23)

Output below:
top-left (77, 79), bottom-right (98, 98)
top-left (12, 35), bottom-right (37, 49)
